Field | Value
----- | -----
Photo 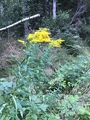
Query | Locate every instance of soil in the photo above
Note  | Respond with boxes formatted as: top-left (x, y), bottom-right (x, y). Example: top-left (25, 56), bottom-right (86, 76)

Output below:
top-left (0, 39), bottom-right (21, 77)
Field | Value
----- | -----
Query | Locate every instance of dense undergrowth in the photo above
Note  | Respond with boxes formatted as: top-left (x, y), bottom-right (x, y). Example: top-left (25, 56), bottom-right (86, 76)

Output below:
top-left (0, 1), bottom-right (90, 119)
top-left (0, 28), bottom-right (90, 120)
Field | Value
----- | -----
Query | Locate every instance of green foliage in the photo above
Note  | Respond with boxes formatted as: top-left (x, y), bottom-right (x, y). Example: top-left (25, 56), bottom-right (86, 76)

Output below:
top-left (42, 10), bottom-right (70, 36)
top-left (42, 10), bottom-right (83, 55)
top-left (0, 0), bottom-right (90, 119)
top-left (78, 24), bottom-right (90, 44)
top-left (0, 0), bottom-right (90, 49)
top-left (50, 54), bottom-right (90, 93)
top-left (57, 94), bottom-right (90, 120)
top-left (15, 43), bottom-right (52, 92)
top-left (0, 39), bottom-right (90, 119)
top-left (0, 43), bottom-right (52, 119)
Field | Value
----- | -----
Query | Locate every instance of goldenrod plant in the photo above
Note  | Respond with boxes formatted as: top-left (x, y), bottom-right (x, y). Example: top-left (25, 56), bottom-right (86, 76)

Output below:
top-left (0, 28), bottom-right (90, 120)
top-left (18, 28), bottom-right (65, 48)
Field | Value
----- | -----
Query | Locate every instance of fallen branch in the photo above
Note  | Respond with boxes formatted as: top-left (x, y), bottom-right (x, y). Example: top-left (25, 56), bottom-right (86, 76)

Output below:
top-left (0, 14), bottom-right (40, 31)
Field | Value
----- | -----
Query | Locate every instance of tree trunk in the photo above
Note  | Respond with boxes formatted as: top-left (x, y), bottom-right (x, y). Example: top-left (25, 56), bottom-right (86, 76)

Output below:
top-left (22, 0), bottom-right (29, 37)
top-left (53, 0), bottom-right (57, 19)
top-left (0, 1), bottom-right (4, 16)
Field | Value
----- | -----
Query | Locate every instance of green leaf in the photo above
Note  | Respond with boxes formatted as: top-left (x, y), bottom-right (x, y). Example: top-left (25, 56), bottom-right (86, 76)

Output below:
top-left (23, 64), bottom-right (27, 71)
top-left (0, 115), bottom-right (11, 120)
top-left (73, 36), bottom-right (79, 39)
top-left (0, 81), bottom-right (13, 90)
top-left (26, 51), bottom-right (31, 56)
top-left (0, 96), bottom-right (4, 105)
top-left (15, 115), bottom-right (20, 120)
top-left (12, 95), bottom-right (17, 111)
top-left (39, 104), bottom-right (48, 112)
top-left (16, 99), bottom-right (23, 118)
top-left (26, 113), bottom-right (37, 120)
top-left (68, 95), bottom-right (79, 103)
top-left (48, 113), bottom-right (58, 120)
top-left (49, 74), bottom-right (64, 85)
top-left (0, 103), bottom-right (7, 114)
top-left (79, 107), bottom-right (90, 116)
top-left (0, 78), bottom-right (7, 82)
top-left (31, 114), bottom-right (37, 120)
top-left (11, 95), bottom-right (23, 117)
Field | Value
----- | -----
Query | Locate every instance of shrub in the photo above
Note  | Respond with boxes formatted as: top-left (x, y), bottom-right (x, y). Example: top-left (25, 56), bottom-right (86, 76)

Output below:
top-left (42, 10), bottom-right (83, 56)
top-left (49, 54), bottom-right (90, 93)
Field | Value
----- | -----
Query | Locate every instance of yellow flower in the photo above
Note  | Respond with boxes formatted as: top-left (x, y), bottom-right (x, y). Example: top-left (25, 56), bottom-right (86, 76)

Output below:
top-left (63, 80), bottom-right (66, 83)
top-left (30, 39), bottom-right (41, 43)
top-left (56, 39), bottom-right (65, 43)
top-left (27, 34), bottom-right (34, 40)
top-left (42, 31), bottom-right (50, 38)
top-left (39, 35), bottom-right (44, 41)
top-left (63, 80), bottom-right (66, 84)
top-left (20, 28), bottom-right (65, 46)
top-left (49, 39), bottom-right (65, 48)
top-left (18, 39), bottom-right (25, 45)
top-left (29, 28), bottom-right (51, 43)
top-left (49, 40), bottom-right (60, 47)
top-left (39, 28), bottom-right (50, 32)
top-left (34, 31), bottom-right (41, 37)
top-left (44, 38), bottom-right (51, 42)
top-left (34, 28), bottom-right (50, 39)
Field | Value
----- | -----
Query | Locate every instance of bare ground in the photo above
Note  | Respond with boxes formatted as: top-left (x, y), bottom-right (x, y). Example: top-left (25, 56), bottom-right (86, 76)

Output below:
top-left (0, 39), bottom-right (21, 77)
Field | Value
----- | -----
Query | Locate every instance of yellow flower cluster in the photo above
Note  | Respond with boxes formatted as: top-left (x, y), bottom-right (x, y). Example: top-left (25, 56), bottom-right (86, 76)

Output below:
top-left (18, 39), bottom-right (25, 45)
top-left (28, 28), bottom-right (51, 43)
top-left (49, 39), bottom-right (65, 47)
top-left (18, 28), bottom-right (65, 47)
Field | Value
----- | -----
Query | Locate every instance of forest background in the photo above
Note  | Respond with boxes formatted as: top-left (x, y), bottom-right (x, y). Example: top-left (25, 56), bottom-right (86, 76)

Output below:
top-left (0, 0), bottom-right (90, 120)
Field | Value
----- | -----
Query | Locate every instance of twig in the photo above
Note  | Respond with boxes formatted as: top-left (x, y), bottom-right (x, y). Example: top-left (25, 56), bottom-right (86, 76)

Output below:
top-left (70, 0), bottom-right (86, 25)
top-left (0, 14), bottom-right (40, 31)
